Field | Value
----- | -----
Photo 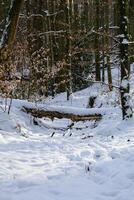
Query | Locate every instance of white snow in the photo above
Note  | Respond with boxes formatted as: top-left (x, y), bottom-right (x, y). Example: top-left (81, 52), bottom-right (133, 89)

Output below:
top-left (0, 67), bottom-right (134, 200)
top-left (122, 38), bottom-right (129, 44)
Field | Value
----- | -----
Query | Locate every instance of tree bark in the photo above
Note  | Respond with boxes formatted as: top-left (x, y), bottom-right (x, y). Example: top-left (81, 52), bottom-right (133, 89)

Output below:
top-left (94, 0), bottom-right (101, 81)
top-left (22, 106), bottom-right (102, 122)
top-left (105, 0), bottom-right (112, 91)
top-left (119, 0), bottom-right (133, 119)
top-left (0, 0), bottom-right (24, 60)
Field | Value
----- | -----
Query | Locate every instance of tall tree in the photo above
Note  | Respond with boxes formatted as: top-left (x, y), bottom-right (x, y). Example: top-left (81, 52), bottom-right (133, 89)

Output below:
top-left (105, 0), bottom-right (112, 91)
top-left (0, 0), bottom-right (24, 58)
top-left (94, 0), bottom-right (101, 81)
top-left (119, 0), bottom-right (133, 119)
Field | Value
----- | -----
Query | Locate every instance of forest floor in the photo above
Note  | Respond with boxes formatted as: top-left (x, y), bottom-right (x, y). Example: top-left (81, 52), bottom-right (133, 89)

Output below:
top-left (0, 69), bottom-right (134, 200)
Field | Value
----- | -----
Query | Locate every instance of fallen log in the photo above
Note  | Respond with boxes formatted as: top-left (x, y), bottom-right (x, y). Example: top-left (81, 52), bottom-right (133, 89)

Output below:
top-left (22, 106), bottom-right (102, 122)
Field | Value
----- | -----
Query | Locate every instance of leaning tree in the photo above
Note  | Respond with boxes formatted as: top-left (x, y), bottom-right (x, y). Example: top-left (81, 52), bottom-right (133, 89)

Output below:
top-left (0, 0), bottom-right (24, 61)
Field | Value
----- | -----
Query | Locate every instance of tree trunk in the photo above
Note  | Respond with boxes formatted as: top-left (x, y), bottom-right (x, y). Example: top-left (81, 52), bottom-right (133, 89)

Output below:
top-left (22, 106), bottom-right (102, 122)
top-left (94, 0), bottom-right (101, 81)
top-left (105, 0), bottom-right (112, 91)
top-left (119, 0), bottom-right (133, 119)
top-left (0, 0), bottom-right (24, 60)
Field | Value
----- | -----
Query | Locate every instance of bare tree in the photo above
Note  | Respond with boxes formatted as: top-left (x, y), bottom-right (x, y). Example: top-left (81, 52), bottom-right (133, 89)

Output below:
top-left (94, 0), bottom-right (101, 81)
top-left (119, 0), bottom-right (133, 119)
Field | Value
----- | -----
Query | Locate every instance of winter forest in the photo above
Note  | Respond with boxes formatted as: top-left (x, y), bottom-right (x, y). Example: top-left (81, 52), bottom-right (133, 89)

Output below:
top-left (0, 0), bottom-right (134, 199)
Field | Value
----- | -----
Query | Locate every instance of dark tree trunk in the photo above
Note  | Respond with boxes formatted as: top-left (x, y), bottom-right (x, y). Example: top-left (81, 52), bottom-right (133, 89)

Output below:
top-left (105, 0), bottom-right (112, 91)
top-left (119, 0), bottom-right (133, 119)
top-left (94, 0), bottom-right (101, 81)
top-left (0, 0), bottom-right (24, 56)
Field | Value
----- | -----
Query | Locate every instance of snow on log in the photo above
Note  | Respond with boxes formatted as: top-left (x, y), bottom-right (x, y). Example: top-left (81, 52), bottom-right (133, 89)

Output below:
top-left (22, 106), bottom-right (102, 121)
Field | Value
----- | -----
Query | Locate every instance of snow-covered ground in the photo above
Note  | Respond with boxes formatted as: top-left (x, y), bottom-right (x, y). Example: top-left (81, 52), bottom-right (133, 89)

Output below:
top-left (0, 72), bottom-right (134, 200)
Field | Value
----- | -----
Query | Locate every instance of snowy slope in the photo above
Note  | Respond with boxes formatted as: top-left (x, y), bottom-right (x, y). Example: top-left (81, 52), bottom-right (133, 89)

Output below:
top-left (0, 73), bottom-right (134, 200)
